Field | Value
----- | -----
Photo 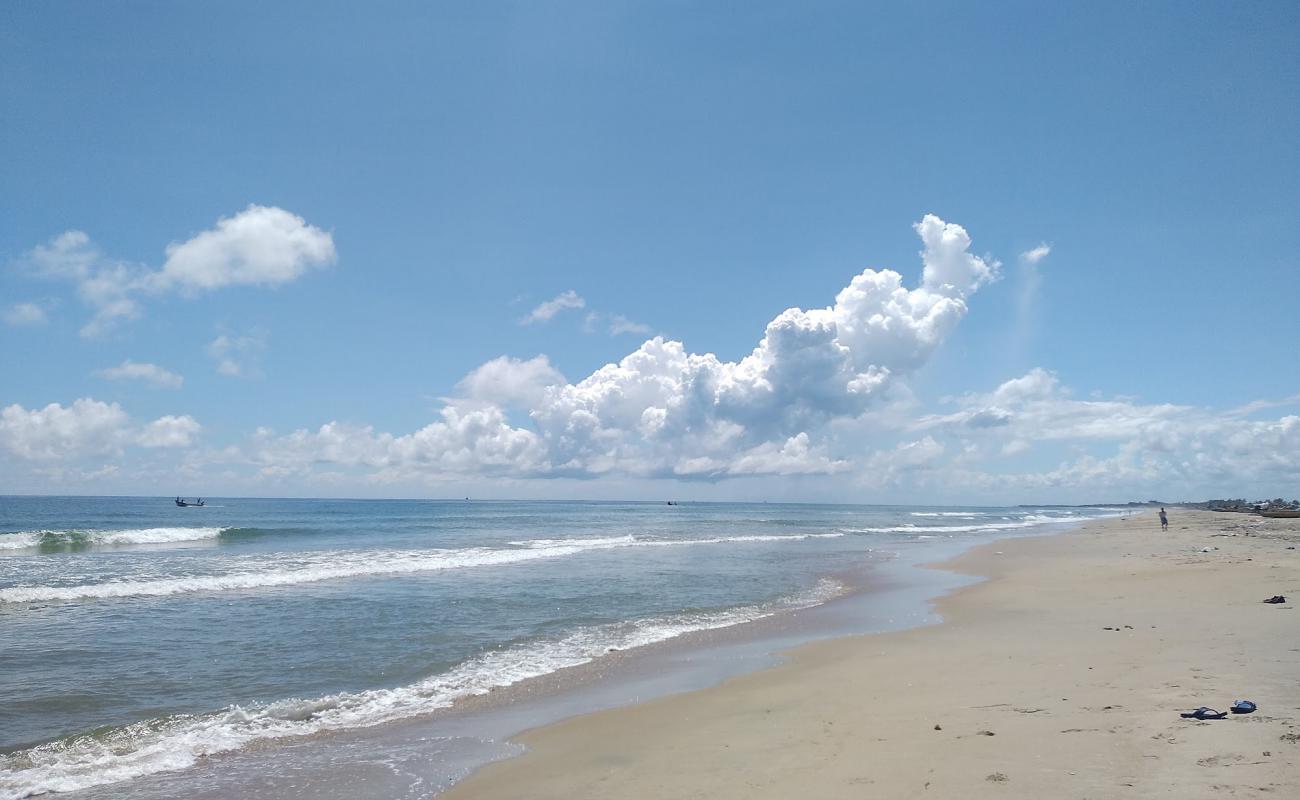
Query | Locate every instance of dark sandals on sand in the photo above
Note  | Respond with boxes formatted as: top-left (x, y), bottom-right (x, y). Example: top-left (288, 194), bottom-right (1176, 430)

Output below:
top-left (1180, 707), bottom-right (1228, 720)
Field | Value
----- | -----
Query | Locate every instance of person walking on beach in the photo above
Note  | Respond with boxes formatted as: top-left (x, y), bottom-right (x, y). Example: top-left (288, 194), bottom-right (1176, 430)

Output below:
top-left (1159, 507), bottom-right (1168, 531)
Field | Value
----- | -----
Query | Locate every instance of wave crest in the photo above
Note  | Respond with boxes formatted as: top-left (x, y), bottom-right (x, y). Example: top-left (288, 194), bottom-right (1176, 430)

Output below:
top-left (2, 534), bottom-right (844, 604)
top-left (839, 513), bottom-right (1087, 535)
top-left (0, 528), bottom-right (229, 552)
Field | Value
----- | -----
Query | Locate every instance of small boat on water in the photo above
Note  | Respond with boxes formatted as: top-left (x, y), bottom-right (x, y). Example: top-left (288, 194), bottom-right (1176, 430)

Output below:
top-left (1259, 509), bottom-right (1300, 518)
top-left (175, 497), bottom-right (205, 507)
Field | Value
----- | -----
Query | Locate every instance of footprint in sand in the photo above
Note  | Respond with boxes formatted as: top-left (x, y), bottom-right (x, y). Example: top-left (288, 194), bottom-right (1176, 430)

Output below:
top-left (1197, 754), bottom-right (1245, 767)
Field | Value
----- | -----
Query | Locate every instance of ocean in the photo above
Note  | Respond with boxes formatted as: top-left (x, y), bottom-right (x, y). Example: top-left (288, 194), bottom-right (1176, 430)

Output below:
top-left (0, 497), bottom-right (1124, 799)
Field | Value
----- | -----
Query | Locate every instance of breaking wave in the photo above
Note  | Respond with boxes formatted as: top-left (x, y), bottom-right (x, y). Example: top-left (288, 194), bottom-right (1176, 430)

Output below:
top-left (0, 533), bottom-right (841, 604)
top-left (909, 511), bottom-right (982, 517)
top-left (0, 579), bottom-right (843, 799)
top-left (0, 528), bottom-right (230, 552)
top-left (0, 515), bottom-right (1096, 604)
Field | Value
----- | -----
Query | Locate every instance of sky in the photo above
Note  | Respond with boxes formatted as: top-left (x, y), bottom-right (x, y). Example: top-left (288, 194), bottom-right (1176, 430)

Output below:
top-left (2, 1), bottom-right (1298, 503)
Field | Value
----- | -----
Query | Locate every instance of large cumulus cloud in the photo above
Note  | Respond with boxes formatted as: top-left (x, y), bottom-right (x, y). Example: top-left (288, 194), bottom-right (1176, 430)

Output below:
top-left (519, 214), bottom-right (997, 476)
top-left (248, 215), bottom-right (998, 480)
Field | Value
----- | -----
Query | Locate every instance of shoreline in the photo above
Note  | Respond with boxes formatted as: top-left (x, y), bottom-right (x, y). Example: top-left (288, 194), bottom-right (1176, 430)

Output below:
top-left (2, 507), bottom-right (1108, 800)
top-left (442, 510), bottom-right (1300, 799)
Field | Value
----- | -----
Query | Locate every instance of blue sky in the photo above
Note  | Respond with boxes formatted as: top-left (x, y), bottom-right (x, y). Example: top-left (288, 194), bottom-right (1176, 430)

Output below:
top-left (2, 1), bottom-right (1298, 502)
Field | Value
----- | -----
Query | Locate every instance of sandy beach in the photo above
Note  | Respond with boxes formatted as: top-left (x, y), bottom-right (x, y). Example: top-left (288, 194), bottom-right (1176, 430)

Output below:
top-left (444, 510), bottom-right (1300, 799)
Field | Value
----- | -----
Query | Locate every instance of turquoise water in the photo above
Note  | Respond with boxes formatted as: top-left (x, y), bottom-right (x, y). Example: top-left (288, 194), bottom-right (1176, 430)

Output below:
top-left (0, 497), bottom-right (1119, 799)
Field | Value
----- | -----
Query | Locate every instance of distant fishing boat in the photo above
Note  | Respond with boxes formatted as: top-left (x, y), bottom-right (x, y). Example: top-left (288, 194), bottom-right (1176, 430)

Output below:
top-left (175, 497), bottom-right (205, 507)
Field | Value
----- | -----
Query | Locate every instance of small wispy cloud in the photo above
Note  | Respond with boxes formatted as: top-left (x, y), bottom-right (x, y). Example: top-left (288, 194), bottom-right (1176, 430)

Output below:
top-left (521, 291), bottom-right (650, 336)
top-left (583, 311), bottom-right (652, 336)
top-left (207, 330), bottom-right (267, 378)
top-left (95, 360), bottom-right (184, 389)
top-left (1225, 393), bottom-right (1300, 418)
top-left (520, 290), bottom-right (585, 325)
top-left (1005, 243), bottom-right (1052, 361)
top-left (1019, 243), bottom-right (1051, 264)
top-left (3, 302), bottom-right (48, 327)
top-left (607, 314), bottom-right (652, 336)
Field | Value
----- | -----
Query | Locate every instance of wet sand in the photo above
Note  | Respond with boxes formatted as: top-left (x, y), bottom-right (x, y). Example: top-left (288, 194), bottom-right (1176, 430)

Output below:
top-left (442, 510), bottom-right (1300, 799)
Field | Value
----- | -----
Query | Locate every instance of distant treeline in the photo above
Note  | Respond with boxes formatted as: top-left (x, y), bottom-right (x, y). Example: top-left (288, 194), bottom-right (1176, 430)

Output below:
top-left (1202, 498), bottom-right (1300, 509)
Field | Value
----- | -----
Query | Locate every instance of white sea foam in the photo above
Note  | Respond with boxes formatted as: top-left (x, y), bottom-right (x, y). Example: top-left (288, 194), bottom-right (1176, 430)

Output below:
top-left (511, 532), bottom-right (843, 549)
top-left (0, 527), bottom-right (228, 552)
top-left (838, 514), bottom-right (1087, 535)
top-left (514, 535), bottom-right (638, 549)
top-left (0, 533), bottom-right (843, 604)
top-left (0, 532), bottom-right (42, 551)
top-left (0, 579), bottom-right (843, 800)
top-left (721, 533), bottom-right (845, 542)
top-left (93, 527), bottom-right (229, 545)
top-left (0, 545), bottom-right (579, 603)
top-left (909, 511), bottom-right (982, 517)
top-left (0, 516), bottom-right (1089, 605)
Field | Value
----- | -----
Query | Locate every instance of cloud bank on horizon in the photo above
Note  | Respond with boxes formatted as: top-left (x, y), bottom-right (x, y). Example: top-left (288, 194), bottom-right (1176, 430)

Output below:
top-left (3, 213), bottom-right (1298, 501)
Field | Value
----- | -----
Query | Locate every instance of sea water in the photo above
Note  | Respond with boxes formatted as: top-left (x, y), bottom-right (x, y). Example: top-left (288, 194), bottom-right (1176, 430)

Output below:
top-left (0, 497), bottom-right (1123, 799)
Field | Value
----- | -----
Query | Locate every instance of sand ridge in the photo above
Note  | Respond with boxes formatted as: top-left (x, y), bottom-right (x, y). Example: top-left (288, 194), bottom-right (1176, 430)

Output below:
top-left (441, 510), bottom-right (1300, 799)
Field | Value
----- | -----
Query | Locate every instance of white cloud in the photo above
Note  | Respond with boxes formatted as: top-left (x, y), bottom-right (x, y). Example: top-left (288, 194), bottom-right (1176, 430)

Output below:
top-left (147, 205), bottom-right (336, 294)
top-left (857, 436), bottom-right (947, 487)
top-left (25, 230), bottom-right (99, 280)
top-left (11, 205), bottom-right (1296, 501)
top-left (722, 433), bottom-right (849, 477)
top-left (1000, 439), bottom-right (1031, 457)
top-left (1009, 243), bottom-right (1049, 358)
top-left (247, 215), bottom-right (996, 481)
top-left (247, 422), bottom-right (393, 473)
top-left (390, 406), bottom-right (550, 474)
top-left (916, 368), bottom-right (1191, 442)
top-left (3, 302), bottom-right (48, 326)
top-left (905, 369), bottom-right (1300, 498)
top-left (1224, 394), bottom-right (1300, 418)
top-left (20, 206), bottom-right (333, 336)
top-left (455, 355), bottom-right (566, 409)
top-left (207, 331), bottom-right (267, 378)
top-left (245, 406), bottom-right (549, 480)
top-left (606, 313), bottom-right (652, 336)
top-left (0, 399), bottom-right (200, 460)
top-left (520, 290), bottom-right (585, 324)
top-left (583, 311), bottom-right (653, 336)
top-left (0, 399), bottom-right (130, 460)
top-left (137, 415), bottom-right (202, 448)
top-left (95, 360), bottom-right (184, 389)
top-left (1019, 243), bottom-right (1051, 264)
top-left (24, 230), bottom-right (143, 337)
top-left (915, 214), bottom-right (1000, 296)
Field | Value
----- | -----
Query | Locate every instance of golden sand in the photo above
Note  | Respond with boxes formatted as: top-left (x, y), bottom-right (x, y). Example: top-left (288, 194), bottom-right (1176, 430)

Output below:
top-left (443, 510), bottom-right (1300, 799)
